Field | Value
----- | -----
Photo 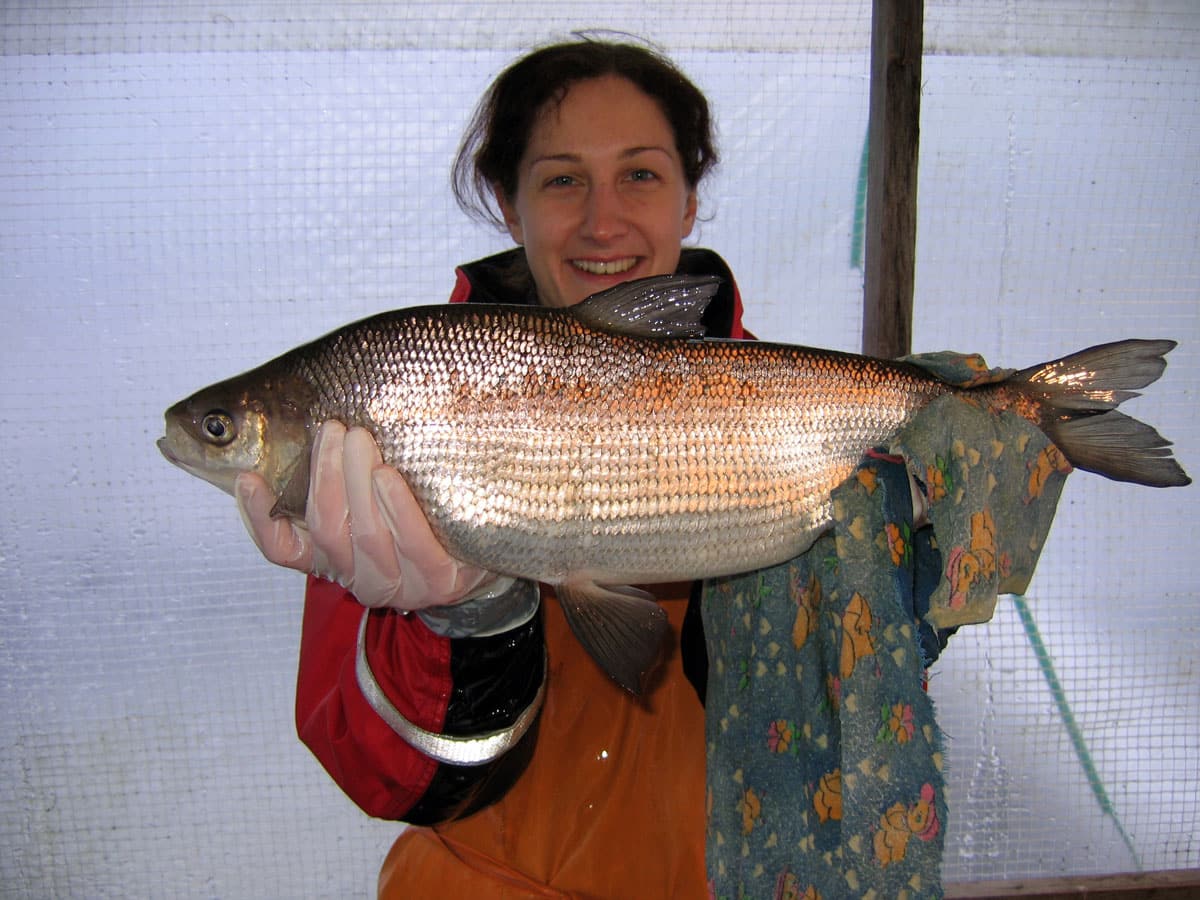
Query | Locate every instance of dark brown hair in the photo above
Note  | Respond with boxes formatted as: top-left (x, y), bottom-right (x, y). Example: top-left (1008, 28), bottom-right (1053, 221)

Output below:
top-left (452, 37), bottom-right (718, 227)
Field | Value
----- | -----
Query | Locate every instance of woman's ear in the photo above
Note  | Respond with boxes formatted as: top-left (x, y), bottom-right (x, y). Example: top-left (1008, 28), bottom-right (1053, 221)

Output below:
top-left (681, 190), bottom-right (698, 239)
top-left (494, 185), bottom-right (524, 244)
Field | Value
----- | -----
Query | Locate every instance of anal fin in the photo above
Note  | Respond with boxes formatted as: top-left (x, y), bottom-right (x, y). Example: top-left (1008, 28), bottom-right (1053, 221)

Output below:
top-left (555, 582), bottom-right (669, 695)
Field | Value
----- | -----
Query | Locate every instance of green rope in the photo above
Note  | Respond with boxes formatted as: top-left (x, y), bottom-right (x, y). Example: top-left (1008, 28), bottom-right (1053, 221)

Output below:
top-left (1010, 594), bottom-right (1142, 869)
top-left (850, 128), bottom-right (869, 270)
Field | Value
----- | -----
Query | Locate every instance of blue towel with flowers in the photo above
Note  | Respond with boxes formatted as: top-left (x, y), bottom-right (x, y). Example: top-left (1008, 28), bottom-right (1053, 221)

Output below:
top-left (702, 352), bottom-right (1070, 899)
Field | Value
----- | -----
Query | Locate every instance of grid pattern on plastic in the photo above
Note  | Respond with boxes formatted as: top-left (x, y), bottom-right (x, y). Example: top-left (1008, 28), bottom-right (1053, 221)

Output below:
top-left (1, 3), bottom-right (1196, 895)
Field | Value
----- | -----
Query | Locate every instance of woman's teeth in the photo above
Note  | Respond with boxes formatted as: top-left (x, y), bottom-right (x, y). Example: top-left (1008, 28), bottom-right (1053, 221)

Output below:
top-left (572, 258), bottom-right (637, 276)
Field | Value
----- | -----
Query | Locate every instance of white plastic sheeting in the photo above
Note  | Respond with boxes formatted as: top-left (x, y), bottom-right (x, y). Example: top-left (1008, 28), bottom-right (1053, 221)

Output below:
top-left (2, 2), bottom-right (1197, 896)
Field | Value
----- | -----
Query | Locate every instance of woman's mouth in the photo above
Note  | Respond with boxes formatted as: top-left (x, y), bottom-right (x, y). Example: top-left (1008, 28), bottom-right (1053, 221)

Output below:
top-left (571, 257), bottom-right (639, 276)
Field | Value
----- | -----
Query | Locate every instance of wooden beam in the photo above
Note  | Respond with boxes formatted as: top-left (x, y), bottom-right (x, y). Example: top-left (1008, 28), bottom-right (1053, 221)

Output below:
top-left (945, 869), bottom-right (1200, 899)
top-left (862, 0), bottom-right (924, 358)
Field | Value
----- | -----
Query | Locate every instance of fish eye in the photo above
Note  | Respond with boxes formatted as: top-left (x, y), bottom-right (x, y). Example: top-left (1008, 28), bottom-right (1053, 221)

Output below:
top-left (200, 411), bottom-right (235, 446)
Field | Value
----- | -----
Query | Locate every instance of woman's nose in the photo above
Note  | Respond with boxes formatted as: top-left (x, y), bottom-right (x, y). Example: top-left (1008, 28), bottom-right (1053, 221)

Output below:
top-left (580, 184), bottom-right (627, 242)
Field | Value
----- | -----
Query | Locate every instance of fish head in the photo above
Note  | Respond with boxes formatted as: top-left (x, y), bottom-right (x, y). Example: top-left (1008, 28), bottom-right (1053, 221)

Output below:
top-left (158, 365), bottom-right (316, 516)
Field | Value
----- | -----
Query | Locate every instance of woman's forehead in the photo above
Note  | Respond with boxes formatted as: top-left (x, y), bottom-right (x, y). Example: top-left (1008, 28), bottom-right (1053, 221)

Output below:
top-left (524, 76), bottom-right (679, 159)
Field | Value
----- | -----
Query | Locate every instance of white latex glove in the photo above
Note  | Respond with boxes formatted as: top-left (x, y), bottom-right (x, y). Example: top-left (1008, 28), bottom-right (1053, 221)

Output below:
top-left (909, 468), bottom-right (930, 529)
top-left (234, 421), bottom-right (498, 610)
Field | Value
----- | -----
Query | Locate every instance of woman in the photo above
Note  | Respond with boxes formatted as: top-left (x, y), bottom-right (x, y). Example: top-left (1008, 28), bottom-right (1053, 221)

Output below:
top-left (236, 39), bottom-right (749, 897)
top-left (234, 36), bottom-right (1066, 899)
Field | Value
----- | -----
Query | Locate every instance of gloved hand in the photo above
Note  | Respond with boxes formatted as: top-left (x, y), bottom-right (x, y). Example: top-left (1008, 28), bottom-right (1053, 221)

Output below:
top-left (234, 420), bottom-right (498, 610)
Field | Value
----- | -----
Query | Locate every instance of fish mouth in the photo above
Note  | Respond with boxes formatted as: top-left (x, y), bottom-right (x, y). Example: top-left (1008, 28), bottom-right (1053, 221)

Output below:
top-left (157, 435), bottom-right (199, 475)
top-left (157, 436), bottom-right (179, 464)
top-left (157, 434), bottom-right (241, 496)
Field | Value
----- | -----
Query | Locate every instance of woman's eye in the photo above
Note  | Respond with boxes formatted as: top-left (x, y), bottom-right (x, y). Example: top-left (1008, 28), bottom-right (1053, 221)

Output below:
top-left (201, 411), bottom-right (236, 446)
top-left (628, 168), bottom-right (659, 183)
top-left (545, 174), bottom-right (577, 188)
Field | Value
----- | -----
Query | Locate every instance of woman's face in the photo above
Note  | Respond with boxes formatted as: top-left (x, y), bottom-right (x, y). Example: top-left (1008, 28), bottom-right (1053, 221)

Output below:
top-left (497, 75), bottom-right (699, 309)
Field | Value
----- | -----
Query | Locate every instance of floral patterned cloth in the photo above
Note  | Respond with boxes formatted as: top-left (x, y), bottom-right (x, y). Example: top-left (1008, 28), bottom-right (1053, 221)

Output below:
top-left (702, 353), bottom-right (1070, 900)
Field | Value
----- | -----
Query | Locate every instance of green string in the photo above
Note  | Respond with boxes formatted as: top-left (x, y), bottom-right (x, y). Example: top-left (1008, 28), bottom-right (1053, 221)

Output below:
top-left (850, 128), bottom-right (869, 270)
top-left (1010, 594), bottom-right (1142, 869)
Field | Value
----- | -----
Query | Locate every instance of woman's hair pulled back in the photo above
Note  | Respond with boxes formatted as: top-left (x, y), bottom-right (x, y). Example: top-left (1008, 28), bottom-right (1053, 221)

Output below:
top-left (452, 37), bottom-right (717, 227)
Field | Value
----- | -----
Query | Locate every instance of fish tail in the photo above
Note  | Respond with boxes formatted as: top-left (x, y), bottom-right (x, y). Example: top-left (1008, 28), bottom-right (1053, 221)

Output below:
top-left (1012, 339), bottom-right (1190, 488)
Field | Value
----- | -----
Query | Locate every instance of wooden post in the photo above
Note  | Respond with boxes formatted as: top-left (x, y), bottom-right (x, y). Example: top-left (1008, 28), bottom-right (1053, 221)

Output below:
top-left (862, 0), bottom-right (924, 359)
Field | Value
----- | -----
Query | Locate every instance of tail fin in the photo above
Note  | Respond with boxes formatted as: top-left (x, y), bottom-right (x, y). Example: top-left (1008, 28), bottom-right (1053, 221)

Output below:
top-left (1015, 339), bottom-right (1190, 488)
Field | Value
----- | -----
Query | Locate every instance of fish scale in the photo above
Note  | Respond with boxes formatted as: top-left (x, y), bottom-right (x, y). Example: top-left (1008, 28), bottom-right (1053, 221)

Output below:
top-left (159, 274), bottom-right (1189, 692)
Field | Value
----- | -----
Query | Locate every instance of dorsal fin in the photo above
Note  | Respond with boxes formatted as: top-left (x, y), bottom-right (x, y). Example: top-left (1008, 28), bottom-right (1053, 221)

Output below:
top-left (570, 274), bottom-right (721, 338)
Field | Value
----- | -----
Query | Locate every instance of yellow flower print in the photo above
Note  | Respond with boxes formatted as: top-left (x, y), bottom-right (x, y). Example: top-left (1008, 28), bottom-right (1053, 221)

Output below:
top-left (791, 570), bottom-right (821, 651)
top-left (813, 768), bottom-right (843, 823)
top-left (878, 702), bottom-right (915, 745)
top-left (885, 521), bottom-right (909, 567)
top-left (874, 801), bottom-right (912, 865)
top-left (873, 783), bottom-right (941, 866)
top-left (1026, 443), bottom-right (1072, 502)
top-left (970, 508), bottom-right (998, 570)
top-left (740, 786), bottom-right (763, 835)
top-left (873, 801), bottom-right (907, 868)
top-left (945, 509), bottom-right (998, 609)
top-left (924, 457), bottom-right (949, 503)
top-left (767, 718), bottom-right (794, 754)
top-left (856, 466), bottom-right (879, 494)
top-left (839, 592), bottom-right (875, 679)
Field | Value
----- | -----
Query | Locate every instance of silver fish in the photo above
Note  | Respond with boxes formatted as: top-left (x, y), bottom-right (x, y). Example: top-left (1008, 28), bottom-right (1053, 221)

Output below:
top-left (158, 275), bottom-right (1190, 691)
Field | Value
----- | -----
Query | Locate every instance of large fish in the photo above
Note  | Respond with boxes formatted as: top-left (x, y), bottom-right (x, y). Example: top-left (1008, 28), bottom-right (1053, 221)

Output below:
top-left (159, 275), bottom-right (1190, 691)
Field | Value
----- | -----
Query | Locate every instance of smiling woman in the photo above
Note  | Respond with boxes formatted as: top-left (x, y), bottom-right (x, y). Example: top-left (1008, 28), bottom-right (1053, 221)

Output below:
top-left (231, 36), bottom-right (749, 899)
top-left (493, 75), bottom-right (699, 308)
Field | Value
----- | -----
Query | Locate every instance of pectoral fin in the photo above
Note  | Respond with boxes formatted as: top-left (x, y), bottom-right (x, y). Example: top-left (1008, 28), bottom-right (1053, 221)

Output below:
top-left (555, 581), bottom-right (669, 695)
top-left (268, 452), bottom-right (311, 519)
